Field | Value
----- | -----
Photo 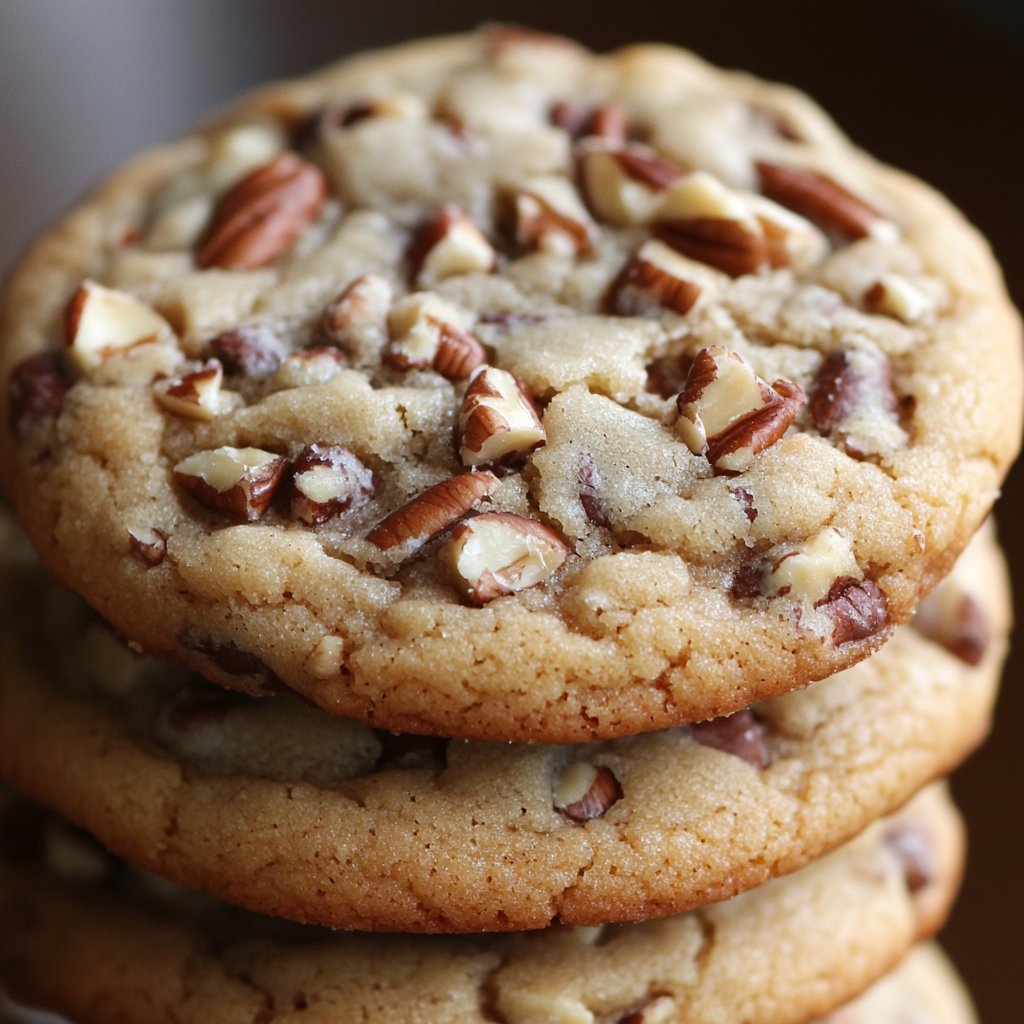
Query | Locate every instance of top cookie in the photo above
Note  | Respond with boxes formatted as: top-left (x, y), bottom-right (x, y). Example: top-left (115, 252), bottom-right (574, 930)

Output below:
top-left (1, 28), bottom-right (1020, 741)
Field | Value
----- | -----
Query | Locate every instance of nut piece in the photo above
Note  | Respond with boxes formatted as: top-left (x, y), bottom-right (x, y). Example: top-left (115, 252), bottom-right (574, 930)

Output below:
top-left (618, 996), bottom-right (679, 1024)
top-left (756, 161), bottom-right (895, 242)
top-left (207, 323), bottom-right (286, 378)
top-left (174, 446), bottom-right (290, 521)
top-left (442, 512), bottom-right (569, 603)
top-left (366, 470), bottom-right (499, 552)
top-left (196, 152), bottom-right (328, 270)
top-left (810, 348), bottom-right (905, 459)
top-left (690, 709), bottom-right (769, 769)
top-left (457, 366), bottom-right (546, 466)
top-left (884, 822), bottom-right (936, 893)
top-left (608, 239), bottom-right (702, 316)
top-left (290, 444), bottom-right (374, 525)
top-left (270, 346), bottom-right (348, 390)
top-left (180, 631), bottom-right (281, 688)
top-left (820, 577), bottom-right (890, 645)
top-left (654, 172), bottom-right (826, 276)
top-left (153, 360), bottom-right (225, 420)
top-left (407, 204), bottom-right (496, 287)
top-left (386, 293), bottom-right (486, 380)
top-left (765, 527), bottom-right (861, 607)
top-left (863, 275), bottom-right (933, 322)
top-left (577, 451), bottom-right (610, 528)
top-left (127, 525), bottom-right (168, 567)
top-left (675, 346), bottom-right (805, 474)
top-left (913, 581), bottom-right (990, 666)
top-left (64, 280), bottom-right (172, 372)
top-left (320, 273), bottom-right (392, 355)
top-left (8, 352), bottom-right (70, 437)
top-left (550, 100), bottom-right (629, 142)
top-left (509, 175), bottom-right (597, 256)
top-left (577, 138), bottom-right (684, 225)
top-left (553, 762), bottom-right (622, 821)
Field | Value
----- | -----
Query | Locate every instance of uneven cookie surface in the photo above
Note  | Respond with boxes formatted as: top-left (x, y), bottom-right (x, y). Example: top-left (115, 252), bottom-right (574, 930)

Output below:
top-left (0, 515), bottom-right (1005, 931)
top-left (1, 29), bottom-right (1020, 739)
top-left (0, 787), bottom-right (962, 1024)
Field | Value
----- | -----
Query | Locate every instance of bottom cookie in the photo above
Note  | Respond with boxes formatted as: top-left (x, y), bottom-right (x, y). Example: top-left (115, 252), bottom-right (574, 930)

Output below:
top-left (0, 785), bottom-right (960, 1024)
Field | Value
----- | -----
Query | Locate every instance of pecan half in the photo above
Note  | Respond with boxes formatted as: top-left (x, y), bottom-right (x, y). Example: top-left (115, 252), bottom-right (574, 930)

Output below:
top-left (366, 471), bottom-right (499, 551)
top-left (8, 352), bottom-right (70, 437)
top-left (756, 161), bottom-right (889, 241)
top-left (290, 444), bottom-right (374, 525)
top-left (196, 153), bottom-right (328, 270)
top-left (654, 217), bottom-right (767, 277)
top-left (553, 762), bottom-right (622, 821)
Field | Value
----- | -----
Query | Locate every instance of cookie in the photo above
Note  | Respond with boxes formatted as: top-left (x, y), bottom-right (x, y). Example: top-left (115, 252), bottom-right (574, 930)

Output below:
top-left (0, 513), bottom-right (1005, 931)
top-left (1, 29), bottom-right (1019, 741)
top-left (0, 944), bottom-right (976, 1024)
top-left (0, 785), bottom-right (963, 1024)
top-left (817, 944), bottom-right (976, 1024)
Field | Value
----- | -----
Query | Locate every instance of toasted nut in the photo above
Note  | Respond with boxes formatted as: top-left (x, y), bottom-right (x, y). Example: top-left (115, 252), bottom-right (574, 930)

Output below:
top-left (180, 630), bottom-right (281, 688)
top-left (691, 709), bottom-right (769, 768)
top-left (863, 275), bottom-right (933, 322)
top-left (457, 366), bottom-right (545, 466)
top-left (366, 470), bottom-right (499, 552)
top-left (645, 353), bottom-right (691, 400)
top-left (510, 175), bottom-right (597, 256)
top-left (550, 100), bottom-right (629, 141)
top-left (756, 161), bottom-right (895, 241)
top-left (153, 360), bottom-right (225, 420)
top-left (765, 527), bottom-right (861, 607)
top-left (618, 996), bottom-right (679, 1024)
top-left (127, 525), bottom-right (168, 567)
top-left (608, 239), bottom-right (702, 316)
top-left (820, 577), bottom-right (889, 645)
top-left (174, 446), bottom-right (290, 521)
top-left (290, 444), bottom-right (374, 525)
top-left (207, 323), bottom-right (286, 378)
top-left (8, 352), bottom-right (70, 437)
top-left (576, 138), bottom-right (684, 225)
top-left (320, 273), bottom-right (392, 354)
top-left (655, 215), bottom-right (767, 277)
top-left (553, 762), bottom-right (622, 821)
top-left (64, 280), bottom-right (172, 372)
top-left (442, 512), bottom-right (569, 603)
top-left (884, 822), bottom-right (936, 893)
top-left (407, 204), bottom-right (496, 287)
top-left (676, 346), bottom-right (804, 473)
top-left (810, 348), bottom-right (904, 459)
top-left (913, 580), bottom-right (990, 666)
top-left (386, 293), bottom-right (486, 380)
top-left (196, 152), bottom-right (328, 270)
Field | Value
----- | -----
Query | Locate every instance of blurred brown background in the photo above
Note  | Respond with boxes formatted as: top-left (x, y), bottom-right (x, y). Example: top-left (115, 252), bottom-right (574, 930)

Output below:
top-left (0, 1), bottom-right (1020, 1018)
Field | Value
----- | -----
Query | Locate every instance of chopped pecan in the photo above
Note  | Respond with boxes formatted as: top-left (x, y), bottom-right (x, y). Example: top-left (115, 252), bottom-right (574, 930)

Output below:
top-left (8, 352), bottom-right (70, 437)
top-left (553, 762), bottom-right (622, 821)
top-left (290, 444), bottom-right (374, 525)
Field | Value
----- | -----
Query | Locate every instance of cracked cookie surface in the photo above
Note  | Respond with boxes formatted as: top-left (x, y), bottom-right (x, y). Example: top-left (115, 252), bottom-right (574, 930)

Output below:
top-left (1, 29), bottom-right (1020, 740)
top-left (0, 514), bottom-right (1005, 931)
top-left (0, 786), bottom-right (962, 1024)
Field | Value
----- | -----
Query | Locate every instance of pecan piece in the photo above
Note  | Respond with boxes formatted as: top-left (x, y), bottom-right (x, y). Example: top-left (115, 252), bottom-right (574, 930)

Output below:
top-left (207, 324), bottom-right (286, 378)
top-left (8, 352), bottom-right (70, 437)
top-left (127, 526), bottom-right (168, 567)
top-left (820, 577), bottom-right (889, 645)
top-left (174, 446), bottom-right (290, 521)
top-left (407, 204), bottom-right (496, 287)
top-left (386, 293), bottom-right (486, 381)
top-left (577, 452), bottom-right (610, 528)
top-left (608, 239), bottom-right (702, 316)
top-left (180, 631), bottom-right (281, 688)
top-left (153, 360), bottom-right (224, 421)
top-left (366, 471), bottom-right (499, 552)
top-left (290, 444), bottom-right (373, 525)
top-left (508, 176), bottom-right (596, 256)
top-left (196, 153), bottom-right (328, 270)
top-left (654, 217), bottom-right (767, 277)
top-left (756, 161), bottom-right (891, 241)
top-left (319, 273), bottom-right (392, 352)
top-left (577, 139), bottom-right (684, 225)
top-left (457, 366), bottom-right (545, 467)
top-left (914, 584), bottom-right (990, 666)
top-left (884, 822), bottom-right (935, 893)
top-left (553, 762), bottom-right (622, 821)
top-left (442, 512), bottom-right (569, 603)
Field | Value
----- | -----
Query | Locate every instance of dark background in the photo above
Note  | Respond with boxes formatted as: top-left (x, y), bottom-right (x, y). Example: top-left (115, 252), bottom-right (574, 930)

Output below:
top-left (1, 2), bottom-right (1020, 1019)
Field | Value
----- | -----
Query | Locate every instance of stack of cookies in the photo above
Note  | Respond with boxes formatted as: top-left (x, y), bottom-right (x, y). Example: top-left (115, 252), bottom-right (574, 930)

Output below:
top-left (0, 26), bottom-right (1019, 1024)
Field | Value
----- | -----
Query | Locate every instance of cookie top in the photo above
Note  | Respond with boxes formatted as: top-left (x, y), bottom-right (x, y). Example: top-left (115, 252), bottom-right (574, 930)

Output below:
top-left (0, 513), bottom-right (1004, 932)
top-left (0, 785), bottom-right (962, 1024)
top-left (1, 29), bottom-right (1019, 741)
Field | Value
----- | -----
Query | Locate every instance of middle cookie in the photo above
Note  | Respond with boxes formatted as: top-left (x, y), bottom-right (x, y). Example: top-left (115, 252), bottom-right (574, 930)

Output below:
top-left (0, 520), bottom-right (1006, 932)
